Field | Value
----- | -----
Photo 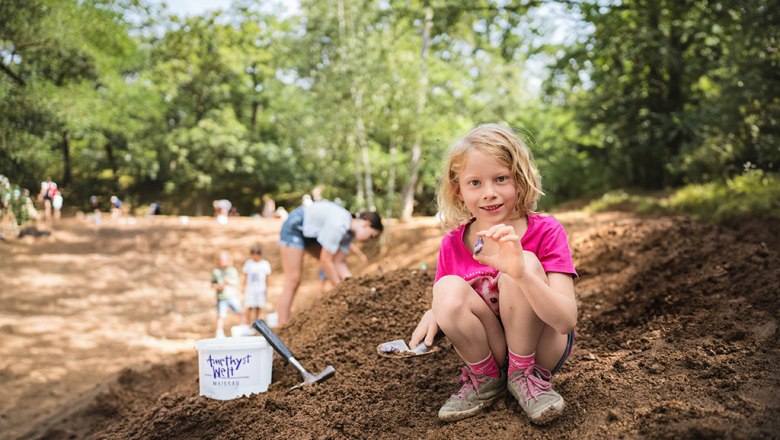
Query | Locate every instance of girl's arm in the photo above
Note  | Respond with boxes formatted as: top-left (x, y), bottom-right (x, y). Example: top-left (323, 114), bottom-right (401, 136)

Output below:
top-left (506, 270), bottom-right (576, 334)
top-left (476, 224), bottom-right (577, 334)
top-left (409, 309), bottom-right (439, 348)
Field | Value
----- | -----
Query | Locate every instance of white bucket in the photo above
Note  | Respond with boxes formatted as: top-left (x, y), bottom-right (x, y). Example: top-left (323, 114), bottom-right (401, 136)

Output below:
top-left (196, 336), bottom-right (273, 400)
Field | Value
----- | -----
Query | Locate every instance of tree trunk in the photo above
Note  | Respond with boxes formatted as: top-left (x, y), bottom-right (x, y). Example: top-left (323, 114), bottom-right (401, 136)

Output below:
top-left (350, 133), bottom-right (365, 210)
top-left (250, 101), bottom-right (259, 133)
top-left (638, 0), bottom-right (667, 188)
top-left (386, 138), bottom-right (397, 220)
top-left (105, 143), bottom-right (118, 177)
top-left (250, 66), bottom-right (260, 133)
top-left (61, 130), bottom-right (72, 187)
top-left (666, 1), bottom-right (685, 159)
top-left (400, 1), bottom-right (433, 221)
top-left (103, 131), bottom-right (120, 192)
top-left (354, 89), bottom-right (375, 210)
top-left (338, 0), bottom-right (374, 211)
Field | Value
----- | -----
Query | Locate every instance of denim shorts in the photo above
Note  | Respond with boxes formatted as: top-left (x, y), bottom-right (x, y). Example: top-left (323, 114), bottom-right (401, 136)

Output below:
top-left (216, 297), bottom-right (243, 318)
top-left (279, 207), bottom-right (318, 249)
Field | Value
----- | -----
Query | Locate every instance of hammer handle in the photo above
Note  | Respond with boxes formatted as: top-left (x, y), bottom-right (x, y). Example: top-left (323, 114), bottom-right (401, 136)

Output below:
top-left (253, 319), bottom-right (294, 362)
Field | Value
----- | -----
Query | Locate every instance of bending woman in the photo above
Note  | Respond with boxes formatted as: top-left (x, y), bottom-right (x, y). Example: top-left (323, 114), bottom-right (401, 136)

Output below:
top-left (276, 200), bottom-right (383, 325)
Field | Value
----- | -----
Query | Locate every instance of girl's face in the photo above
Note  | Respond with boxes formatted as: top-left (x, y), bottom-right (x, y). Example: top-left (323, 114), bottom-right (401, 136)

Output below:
top-left (457, 150), bottom-right (518, 226)
top-left (217, 254), bottom-right (230, 267)
top-left (250, 253), bottom-right (262, 261)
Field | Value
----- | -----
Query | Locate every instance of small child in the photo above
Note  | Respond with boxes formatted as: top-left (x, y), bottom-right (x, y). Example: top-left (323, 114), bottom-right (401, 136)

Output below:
top-left (410, 123), bottom-right (578, 425)
top-left (241, 246), bottom-right (272, 324)
top-left (211, 251), bottom-right (243, 338)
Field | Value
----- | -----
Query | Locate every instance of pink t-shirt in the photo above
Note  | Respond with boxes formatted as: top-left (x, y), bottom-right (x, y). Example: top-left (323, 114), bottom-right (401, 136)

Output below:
top-left (434, 213), bottom-right (577, 316)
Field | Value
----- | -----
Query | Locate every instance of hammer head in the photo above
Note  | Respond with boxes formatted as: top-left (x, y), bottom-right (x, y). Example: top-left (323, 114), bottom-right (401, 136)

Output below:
top-left (290, 365), bottom-right (336, 391)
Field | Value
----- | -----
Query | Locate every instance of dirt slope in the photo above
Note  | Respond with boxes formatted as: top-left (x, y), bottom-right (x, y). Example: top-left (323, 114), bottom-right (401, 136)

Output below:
top-left (7, 213), bottom-right (780, 439)
top-left (0, 215), bottom-right (442, 440)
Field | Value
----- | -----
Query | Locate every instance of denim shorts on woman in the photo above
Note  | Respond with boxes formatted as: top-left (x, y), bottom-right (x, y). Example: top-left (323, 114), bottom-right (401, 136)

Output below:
top-left (279, 207), bottom-right (318, 249)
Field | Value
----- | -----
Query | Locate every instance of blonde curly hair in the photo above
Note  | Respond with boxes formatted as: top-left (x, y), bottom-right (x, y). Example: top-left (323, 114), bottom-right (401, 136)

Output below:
top-left (436, 123), bottom-right (544, 231)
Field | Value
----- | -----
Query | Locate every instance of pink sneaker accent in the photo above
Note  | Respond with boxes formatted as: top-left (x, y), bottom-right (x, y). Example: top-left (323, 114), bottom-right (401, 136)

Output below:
top-left (507, 363), bottom-right (564, 424)
top-left (507, 350), bottom-right (535, 377)
top-left (453, 368), bottom-right (489, 398)
top-left (511, 364), bottom-right (553, 399)
top-left (438, 367), bottom-right (507, 422)
top-left (467, 353), bottom-right (500, 379)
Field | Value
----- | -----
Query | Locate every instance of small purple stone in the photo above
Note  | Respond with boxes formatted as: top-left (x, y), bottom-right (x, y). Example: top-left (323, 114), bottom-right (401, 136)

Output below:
top-left (473, 237), bottom-right (484, 255)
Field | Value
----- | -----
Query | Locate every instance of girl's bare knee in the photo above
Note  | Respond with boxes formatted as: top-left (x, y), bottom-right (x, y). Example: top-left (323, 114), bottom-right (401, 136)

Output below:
top-left (432, 276), bottom-right (471, 316)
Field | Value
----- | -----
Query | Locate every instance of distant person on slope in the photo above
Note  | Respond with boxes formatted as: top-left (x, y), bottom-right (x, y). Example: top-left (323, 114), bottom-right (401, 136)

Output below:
top-left (261, 195), bottom-right (276, 218)
top-left (52, 188), bottom-right (63, 221)
top-left (38, 177), bottom-right (57, 222)
top-left (213, 199), bottom-right (231, 224)
top-left (211, 251), bottom-right (244, 338)
top-left (110, 196), bottom-right (123, 220)
top-left (276, 200), bottom-right (383, 326)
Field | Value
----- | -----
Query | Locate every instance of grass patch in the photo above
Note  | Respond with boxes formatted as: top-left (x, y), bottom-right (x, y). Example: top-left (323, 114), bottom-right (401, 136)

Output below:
top-left (585, 190), bottom-right (668, 215)
top-left (586, 170), bottom-right (780, 223)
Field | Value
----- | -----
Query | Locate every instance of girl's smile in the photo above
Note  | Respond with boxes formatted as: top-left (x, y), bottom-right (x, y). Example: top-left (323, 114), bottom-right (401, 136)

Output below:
top-left (480, 203), bottom-right (504, 213)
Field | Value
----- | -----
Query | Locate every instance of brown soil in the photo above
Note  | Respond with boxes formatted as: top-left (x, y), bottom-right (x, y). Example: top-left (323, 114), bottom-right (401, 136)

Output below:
top-left (3, 212), bottom-right (779, 439)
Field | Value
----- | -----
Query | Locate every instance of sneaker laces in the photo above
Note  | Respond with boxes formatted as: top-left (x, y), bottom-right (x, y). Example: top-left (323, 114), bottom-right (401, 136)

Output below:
top-left (452, 367), bottom-right (489, 398)
top-left (511, 364), bottom-right (552, 400)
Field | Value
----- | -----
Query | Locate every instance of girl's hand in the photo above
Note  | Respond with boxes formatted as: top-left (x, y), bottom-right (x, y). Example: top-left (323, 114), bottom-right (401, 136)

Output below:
top-left (473, 223), bottom-right (526, 279)
top-left (409, 309), bottom-right (438, 349)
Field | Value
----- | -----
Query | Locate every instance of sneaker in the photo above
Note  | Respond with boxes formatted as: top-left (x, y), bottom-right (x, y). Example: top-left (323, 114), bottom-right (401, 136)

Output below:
top-left (507, 364), bottom-right (565, 425)
top-left (438, 367), bottom-right (506, 422)
top-left (215, 329), bottom-right (225, 338)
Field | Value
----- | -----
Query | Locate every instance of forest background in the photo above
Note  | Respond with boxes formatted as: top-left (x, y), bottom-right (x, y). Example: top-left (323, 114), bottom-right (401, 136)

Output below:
top-left (1, 0), bottom-right (778, 221)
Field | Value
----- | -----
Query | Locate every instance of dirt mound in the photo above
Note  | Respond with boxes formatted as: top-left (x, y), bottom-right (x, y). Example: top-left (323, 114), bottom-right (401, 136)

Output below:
top-left (23, 215), bottom-right (780, 439)
top-left (1, 215), bottom-right (445, 440)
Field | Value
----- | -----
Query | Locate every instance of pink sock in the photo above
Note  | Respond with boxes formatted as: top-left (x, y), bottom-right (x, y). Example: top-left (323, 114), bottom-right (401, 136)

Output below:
top-left (467, 353), bottom-right (500, 379)
top-left (507, 350), bottom-right (535, 377)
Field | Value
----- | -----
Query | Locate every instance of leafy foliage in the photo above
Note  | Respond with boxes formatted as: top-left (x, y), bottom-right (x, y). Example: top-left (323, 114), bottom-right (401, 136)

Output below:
top-left (0, 0), bottom-right (776, 218)
top-left (547, 0), bottom-right (779, 189)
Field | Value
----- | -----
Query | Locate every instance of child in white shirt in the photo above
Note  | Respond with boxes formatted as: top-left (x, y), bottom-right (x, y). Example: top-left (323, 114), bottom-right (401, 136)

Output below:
top-left (241, 246), bottom-right (272, 324)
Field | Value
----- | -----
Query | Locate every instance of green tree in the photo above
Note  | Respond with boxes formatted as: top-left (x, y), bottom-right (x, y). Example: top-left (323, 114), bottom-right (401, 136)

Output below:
top-left (547, 0), bottom-right (779, 189)
top-left (0, 0), bottom-right (143, 195)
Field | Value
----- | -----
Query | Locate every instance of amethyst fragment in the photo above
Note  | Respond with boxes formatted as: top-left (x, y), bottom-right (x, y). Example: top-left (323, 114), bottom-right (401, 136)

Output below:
top-left (473, 237), bottom-right (484, 255)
